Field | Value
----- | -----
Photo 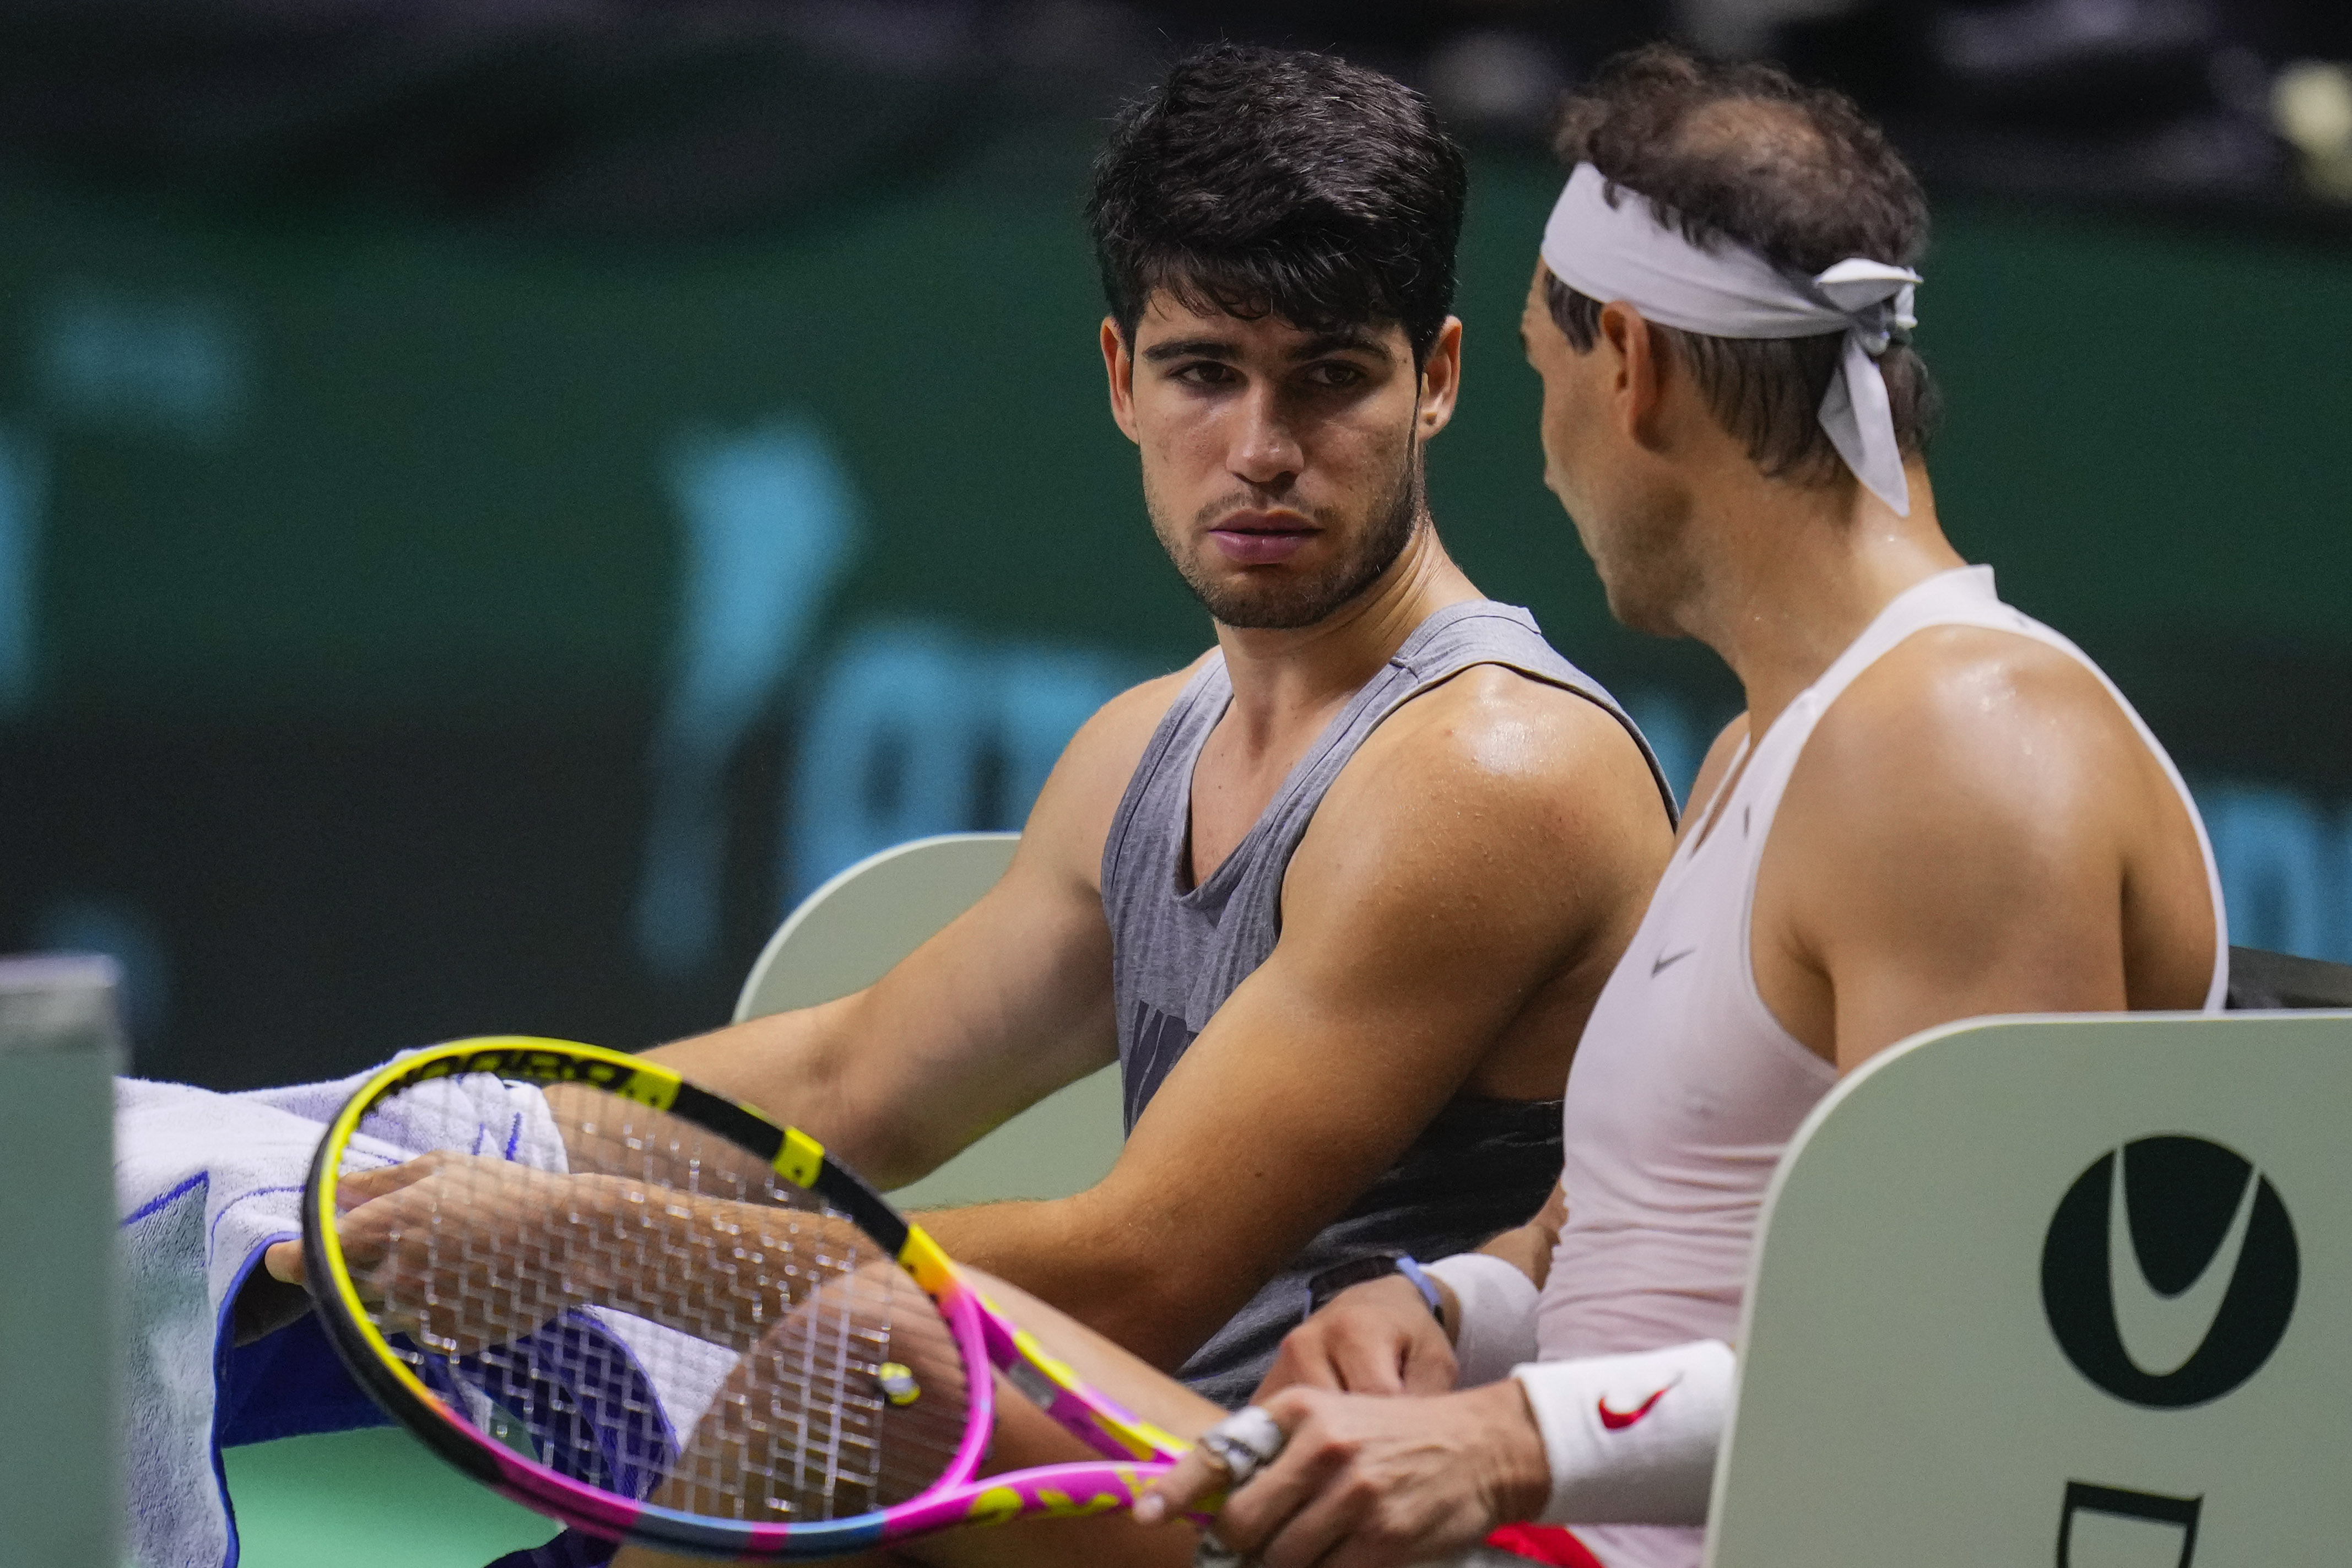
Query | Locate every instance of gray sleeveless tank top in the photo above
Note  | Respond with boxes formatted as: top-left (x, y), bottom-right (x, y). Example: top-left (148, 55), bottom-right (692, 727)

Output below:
top-left (1101, 598), bottom-right (1675, 1405)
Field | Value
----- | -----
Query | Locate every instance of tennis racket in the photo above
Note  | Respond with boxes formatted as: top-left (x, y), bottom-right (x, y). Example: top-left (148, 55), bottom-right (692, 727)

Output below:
top-left (301, 1036), bottom-right (1192, 1558)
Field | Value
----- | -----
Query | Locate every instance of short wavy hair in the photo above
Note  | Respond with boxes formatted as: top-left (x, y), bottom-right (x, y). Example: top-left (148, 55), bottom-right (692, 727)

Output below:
top-left (1547, 45), bottom-right (1939, 482)
top-left (1086, 44), bottom-right (1468, 364)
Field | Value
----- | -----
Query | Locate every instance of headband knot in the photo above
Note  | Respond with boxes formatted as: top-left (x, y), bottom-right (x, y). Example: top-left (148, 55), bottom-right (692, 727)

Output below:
top-left (1541, 164), bottom-right (1923, 515)
top-left (1811, 257), bottom-right (1917, 357)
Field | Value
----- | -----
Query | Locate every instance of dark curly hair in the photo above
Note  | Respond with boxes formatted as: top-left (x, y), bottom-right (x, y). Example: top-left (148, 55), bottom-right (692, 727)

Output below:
top-left (1086, 44), bottom-right (1468, 365)
top-left (1547, 44), bottom-right (1939, 483)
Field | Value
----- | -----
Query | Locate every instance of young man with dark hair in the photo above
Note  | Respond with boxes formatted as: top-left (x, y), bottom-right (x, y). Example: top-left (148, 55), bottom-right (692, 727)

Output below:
top-left (1131, 44), bottom-right (2226, 1568)
top-left (271, 44), bottom-right (1672, 1568)
top-left (640, 37), bottom-right (1672, 1410)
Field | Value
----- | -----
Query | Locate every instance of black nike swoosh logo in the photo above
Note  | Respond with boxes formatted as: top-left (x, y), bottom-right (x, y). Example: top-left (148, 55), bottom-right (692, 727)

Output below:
top-left (1651, 947), bottom-right (1696, 976)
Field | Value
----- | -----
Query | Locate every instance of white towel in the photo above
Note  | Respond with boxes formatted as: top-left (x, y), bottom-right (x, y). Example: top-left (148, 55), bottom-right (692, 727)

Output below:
top-left (115, 1063), bottom-right (568, 1568)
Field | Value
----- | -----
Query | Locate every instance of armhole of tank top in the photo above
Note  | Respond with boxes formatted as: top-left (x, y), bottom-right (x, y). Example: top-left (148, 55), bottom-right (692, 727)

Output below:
top-left (1730, 759), bottom-right (1837, 1084)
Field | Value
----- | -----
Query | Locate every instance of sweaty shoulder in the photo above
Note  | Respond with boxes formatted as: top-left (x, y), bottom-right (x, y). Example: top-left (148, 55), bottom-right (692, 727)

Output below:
top-left (1018, 656), bottom-right (1208, 894)
top-left (1290, 664), bottom-right (1675, 952)
top-left (1770, 624), bottom-right (2214, 1024)
top-left (1797, 625), bottom-right (2161, 833)
top-left (1344, 663), bottom-right (1663, 815)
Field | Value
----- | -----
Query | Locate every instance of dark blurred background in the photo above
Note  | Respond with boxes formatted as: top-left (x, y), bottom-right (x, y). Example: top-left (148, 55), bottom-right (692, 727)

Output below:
top-left (3, 0), bottom-right (2348, 1087)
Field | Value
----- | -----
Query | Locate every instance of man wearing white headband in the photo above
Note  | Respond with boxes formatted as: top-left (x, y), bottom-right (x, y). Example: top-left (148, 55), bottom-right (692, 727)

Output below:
top-left (1141, 43), bottom-right (2226, 1568)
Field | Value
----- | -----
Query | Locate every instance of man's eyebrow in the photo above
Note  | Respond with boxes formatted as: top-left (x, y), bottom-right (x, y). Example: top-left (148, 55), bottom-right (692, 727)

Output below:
top-left (1138, 331), bottom-right (1394, 365)
top-left (1291, 332), bottom-right (1391, 361)
top-left (1140, 337), bottom-right (1238, 364)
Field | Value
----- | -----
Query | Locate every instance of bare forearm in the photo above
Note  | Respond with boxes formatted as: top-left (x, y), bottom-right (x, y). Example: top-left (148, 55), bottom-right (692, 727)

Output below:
top-left (640, 998), bottom-right (929, 1179)
top-left (917, 1197), bottom-right (1240, 1373)
top-left (644, 1001), bottom-right (848, 1116)
top-left (1473, 1223), bottom-right (1553, 1286)
top-left (1480, 1183), bottom-right (1566, 1287)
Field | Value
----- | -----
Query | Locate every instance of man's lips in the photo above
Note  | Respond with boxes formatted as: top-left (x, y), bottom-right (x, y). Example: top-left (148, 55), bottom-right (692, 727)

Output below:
top-left (1207, 513), bottom-right (1317, 565)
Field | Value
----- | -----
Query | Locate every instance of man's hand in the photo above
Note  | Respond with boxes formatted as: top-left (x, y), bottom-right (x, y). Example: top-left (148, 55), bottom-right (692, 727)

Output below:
top-left (1139, 1381), bottom-right (1550, 1568)
top-left (1255, 1275), bottom-right (1457, 1398)
top-left (288, 1153), bottom-right (626, 1354)
top-left (266, 1151), bottom-right (866, 1358)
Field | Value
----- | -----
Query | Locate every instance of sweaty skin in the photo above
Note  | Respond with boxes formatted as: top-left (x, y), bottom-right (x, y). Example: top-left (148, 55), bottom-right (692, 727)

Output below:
top-left (1132, 259), bottom-right (2221, 1568)
top-left (264, 288), bottom-right (1670, 1568)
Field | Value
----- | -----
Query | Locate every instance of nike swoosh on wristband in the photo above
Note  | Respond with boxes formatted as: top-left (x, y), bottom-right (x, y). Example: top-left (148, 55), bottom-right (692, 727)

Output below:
top-left (1597, 1381), bottom-right (1676, 1432)
top-left (1651, 948), bottom-right (1696, 977)
top-left (2109, 1153), bottom-right (2260, 1377)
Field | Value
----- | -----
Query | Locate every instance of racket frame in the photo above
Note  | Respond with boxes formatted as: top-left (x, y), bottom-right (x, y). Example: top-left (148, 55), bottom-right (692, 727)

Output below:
top-left (302, 1036), bottom-right (1189, 1558)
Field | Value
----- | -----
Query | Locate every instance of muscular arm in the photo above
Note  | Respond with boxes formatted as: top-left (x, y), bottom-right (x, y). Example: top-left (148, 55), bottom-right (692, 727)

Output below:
top-left (1758, 629), bottom-right (2216, 1075)
top-left (924, 672), bottom-right (1673, 1370)
top-left (643, 669), bottom-right (1192, 1187)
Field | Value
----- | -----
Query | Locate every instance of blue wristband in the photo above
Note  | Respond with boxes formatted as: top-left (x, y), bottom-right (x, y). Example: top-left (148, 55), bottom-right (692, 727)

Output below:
top-left (1304, 1250), bottom-right (1446, 1321)
top-left (1393, 1255), bottom-right (1444, 1321)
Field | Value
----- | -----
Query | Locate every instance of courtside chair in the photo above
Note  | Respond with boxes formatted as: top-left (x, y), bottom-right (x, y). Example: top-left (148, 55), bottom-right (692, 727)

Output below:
top-left (1705, 1008), bottom-right (2352, 1567)
top-left (0, 956), bottom-right (122, 1568)
top-left (736, 831), bottom-right (1125, 1208)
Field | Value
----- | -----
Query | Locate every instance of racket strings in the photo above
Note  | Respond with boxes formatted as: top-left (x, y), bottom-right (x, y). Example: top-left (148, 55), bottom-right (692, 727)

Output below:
top-left (663, 1259), bottom-right (973, 1520)
top-left (346, 1080), bottom-right (974, 1523)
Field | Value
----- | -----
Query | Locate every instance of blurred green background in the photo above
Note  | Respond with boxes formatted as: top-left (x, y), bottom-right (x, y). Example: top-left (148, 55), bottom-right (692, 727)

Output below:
top-left (8, 17), bottom-right (2349, 1563)
top-left (3, 127), bottom-right (2349, 1094)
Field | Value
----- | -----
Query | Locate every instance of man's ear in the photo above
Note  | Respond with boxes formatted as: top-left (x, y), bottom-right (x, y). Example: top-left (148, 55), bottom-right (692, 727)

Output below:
top-left (1597, 301), bottom-right (1668, 452)
top-left (1101, 317), bottom-right (1140, 445)
top-left (1416, 316), bottom-right (1464, 440)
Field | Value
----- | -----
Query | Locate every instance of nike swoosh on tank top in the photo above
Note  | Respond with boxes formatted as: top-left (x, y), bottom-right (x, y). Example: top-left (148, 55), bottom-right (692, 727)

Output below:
top-left (1544, 566), bottom-right (2227, 1568)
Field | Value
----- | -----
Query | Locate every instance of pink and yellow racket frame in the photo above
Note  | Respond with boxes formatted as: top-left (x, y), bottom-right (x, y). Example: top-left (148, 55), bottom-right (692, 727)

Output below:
top-left (304, 1037), bottom-right (1192, 1559)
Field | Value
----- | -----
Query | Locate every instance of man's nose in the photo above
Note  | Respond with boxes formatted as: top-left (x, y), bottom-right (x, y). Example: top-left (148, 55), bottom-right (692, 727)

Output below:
top-left (1228, 385), bottom-right (1302, 489)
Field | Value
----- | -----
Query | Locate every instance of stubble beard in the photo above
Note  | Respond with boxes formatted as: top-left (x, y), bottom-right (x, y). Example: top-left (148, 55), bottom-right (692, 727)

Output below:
top-left (1148, 436), bottom-right (1426, 632)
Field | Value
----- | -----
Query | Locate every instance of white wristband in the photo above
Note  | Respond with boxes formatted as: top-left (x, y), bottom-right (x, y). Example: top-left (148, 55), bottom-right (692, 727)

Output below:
top-left (1422, 1253), bottom-right (1538, 1387)
top-left (1508, 1339), bottom-right (1734, 1526)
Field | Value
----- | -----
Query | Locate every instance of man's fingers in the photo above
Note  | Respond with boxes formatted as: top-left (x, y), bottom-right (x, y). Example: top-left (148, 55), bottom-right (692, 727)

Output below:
top-left (1140, 1394), bottom-right (1307, 1529)
top-left (334, 1154), bottom-right (448, 1207)
top-left (1257, 1468), bottom-right (1392, 1568)
top-left (1329, 1328), bottom-right (1408, 1396)
top-left (1198, 1409), bottom-right (1338, 1559)
top-left (263, 1238), bottom-right (305, 1284)
top-left (1134, 1445), bottom-right (1227, 1525)
top-left (1398, 1339), bottom-right (1459, 1397)
top-left (1255, 1337), bottom-right (1346, 1400)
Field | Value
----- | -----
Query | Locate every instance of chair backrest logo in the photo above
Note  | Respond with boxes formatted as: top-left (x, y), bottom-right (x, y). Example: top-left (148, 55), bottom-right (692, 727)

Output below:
top-left (2041, 1135), bottom-right (2297, 1409)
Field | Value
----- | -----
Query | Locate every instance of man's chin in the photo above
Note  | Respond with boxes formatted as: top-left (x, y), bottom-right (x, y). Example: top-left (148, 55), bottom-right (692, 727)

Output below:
top-left (1182, 560), bottom-right (1351, 630)
top-left (1200, 587), bottom-right (1339, 631)
top-left (1173, 499), bottom-right (1418, 631)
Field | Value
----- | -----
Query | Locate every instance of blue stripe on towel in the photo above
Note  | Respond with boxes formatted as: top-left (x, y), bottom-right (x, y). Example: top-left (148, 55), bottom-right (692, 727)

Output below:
top-left (122, 1170), bottom-right (207, 1227)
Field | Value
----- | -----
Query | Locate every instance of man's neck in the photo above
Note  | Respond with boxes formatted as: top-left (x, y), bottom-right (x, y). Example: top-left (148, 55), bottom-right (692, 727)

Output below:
top-left (1675, 461), bottom-right (1966, 738)
top-left (1211, 522), bottom-right (1479, 759)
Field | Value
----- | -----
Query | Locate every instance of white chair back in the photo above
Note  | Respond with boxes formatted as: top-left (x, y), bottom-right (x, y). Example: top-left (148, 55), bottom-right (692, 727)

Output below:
top-left (736, 833), bottom-right (1123, 1208)
top-left (1708, 1012), bottom-right (2352, 1567)
top-left (0, 955), bottom-right (123, 1567)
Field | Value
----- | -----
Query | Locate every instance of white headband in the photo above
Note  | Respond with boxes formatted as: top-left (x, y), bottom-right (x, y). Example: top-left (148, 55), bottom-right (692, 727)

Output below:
top-left (1540, 162), bottom-right (1922, 516)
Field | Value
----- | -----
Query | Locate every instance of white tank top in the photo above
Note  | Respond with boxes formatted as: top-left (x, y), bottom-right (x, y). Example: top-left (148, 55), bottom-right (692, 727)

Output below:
top-left (1539, 567), bottom-right (2226, 1568)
